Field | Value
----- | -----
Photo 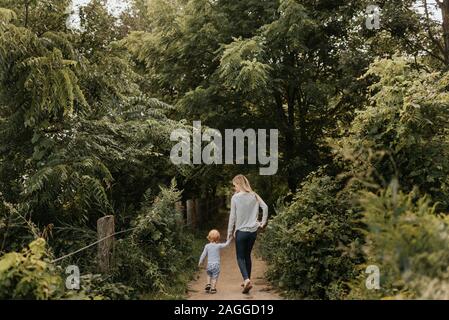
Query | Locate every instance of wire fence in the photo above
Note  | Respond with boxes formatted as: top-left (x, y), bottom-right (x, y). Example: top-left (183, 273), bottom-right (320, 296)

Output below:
top-left (51, 227), bottom-right (137, 264)
top-left (50, 197), bottom-right (227, 264)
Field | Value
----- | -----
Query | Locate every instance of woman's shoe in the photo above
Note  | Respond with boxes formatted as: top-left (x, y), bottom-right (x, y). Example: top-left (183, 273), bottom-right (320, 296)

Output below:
top-left (242, 280), bottom-right (252, 294)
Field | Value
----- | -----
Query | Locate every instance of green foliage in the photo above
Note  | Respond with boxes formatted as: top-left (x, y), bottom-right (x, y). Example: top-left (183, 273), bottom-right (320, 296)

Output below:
top-left (0, 237), bottom-right (136, 300)
top-left (263, 56), bottom-right (449, 300)
top-left (0, 0), bottom-right (70, 34)
top-left (260, 171), bottom-right (363, 299)
top-left (0, 0), bottom-right (189, 226)
top-left (123, 0), bottom-right (370, 192)
top-left (219, 37), bottom-right (271, 93)
top-left (112, 181), bottom-right (195, 297)
top-left (23, 48), bottom-right (87, 127)
top-left (3, 0), bottom-right (449, 301)
top-left (0, 238), bottom-right (64, 299)
top-left (0, 196), bottom-right (38, 253)
top-left (333, 56), bottom-right (449, 209)
top-left (0, 1), bottom-right (197, 300)
top-left (0, 7), bottom-right (15, 23)
top-left (69, 274), bottom-right (135, 300)
top-left (349, 184), bottom-right (449, 299)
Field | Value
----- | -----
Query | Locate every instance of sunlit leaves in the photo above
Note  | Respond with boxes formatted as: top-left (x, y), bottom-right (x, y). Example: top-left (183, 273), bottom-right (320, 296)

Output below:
top-left (219, 37), bottom-right (271, 93)
top-left (23, 48), bottom-right (87, 127)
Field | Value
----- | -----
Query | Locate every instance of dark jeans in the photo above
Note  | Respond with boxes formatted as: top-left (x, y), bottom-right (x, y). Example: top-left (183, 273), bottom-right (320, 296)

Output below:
top-left (235, 230), bottom-right (257, 281)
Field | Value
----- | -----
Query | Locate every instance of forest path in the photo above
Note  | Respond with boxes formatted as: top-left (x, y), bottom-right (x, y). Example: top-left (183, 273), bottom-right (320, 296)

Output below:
top-left (187, 210), bottom-right (282, 300)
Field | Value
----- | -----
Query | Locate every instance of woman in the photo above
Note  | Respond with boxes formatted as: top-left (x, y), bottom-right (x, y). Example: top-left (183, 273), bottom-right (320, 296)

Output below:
top-left (227, 174), bottom-right (268, 294)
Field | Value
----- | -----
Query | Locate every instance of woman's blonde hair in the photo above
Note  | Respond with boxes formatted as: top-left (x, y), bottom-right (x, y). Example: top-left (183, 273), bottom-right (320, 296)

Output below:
top-left (232, 174), bottom-right (253, 193)
top-left (232, 174), bottom-right (263, 203)
top-left (207, 229), bottom-right (220, 242)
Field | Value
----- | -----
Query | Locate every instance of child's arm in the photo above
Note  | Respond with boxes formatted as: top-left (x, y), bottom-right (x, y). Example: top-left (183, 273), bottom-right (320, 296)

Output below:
top-left (218, 238), bottom-right (232, 249)
top-left (198, 245), bottom-right (208, 266)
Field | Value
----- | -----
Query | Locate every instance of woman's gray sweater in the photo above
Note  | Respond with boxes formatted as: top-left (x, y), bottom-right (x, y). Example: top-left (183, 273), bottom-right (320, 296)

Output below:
top-left (227, 191), bottom-right (268, 239)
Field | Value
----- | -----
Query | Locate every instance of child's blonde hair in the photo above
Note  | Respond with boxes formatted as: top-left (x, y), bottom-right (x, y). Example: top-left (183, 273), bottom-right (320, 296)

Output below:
top-left (207, 229), bottom-right (220, 242)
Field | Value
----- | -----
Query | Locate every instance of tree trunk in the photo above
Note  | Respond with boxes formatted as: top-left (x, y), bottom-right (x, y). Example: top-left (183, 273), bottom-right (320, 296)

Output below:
top-left (24, 1), bottom-right (30, 28)
top-left (438, 0), bottom-right (449, 64)
top-left (274, 90), bottom-right (299, 193)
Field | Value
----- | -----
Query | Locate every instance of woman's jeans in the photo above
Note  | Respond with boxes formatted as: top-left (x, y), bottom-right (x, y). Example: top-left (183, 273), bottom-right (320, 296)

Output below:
top-left (235, 230), bottom-right (257, 281)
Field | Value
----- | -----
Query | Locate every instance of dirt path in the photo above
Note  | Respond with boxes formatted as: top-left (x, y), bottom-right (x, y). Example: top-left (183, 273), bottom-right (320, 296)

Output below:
top-left (187, 213), bottom-right (282, 300)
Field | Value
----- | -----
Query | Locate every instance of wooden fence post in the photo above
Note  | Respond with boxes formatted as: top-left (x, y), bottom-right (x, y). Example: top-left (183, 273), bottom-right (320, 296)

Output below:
top-left (186, 199), bottom-right (195, 227)
top-left (195, 198), bottom-right (202, 227)
top-left (206, 198), bottom-right (211, 222)
top-left (218, 196), bottom-right (224, 210)
top-left (97, 215), bottom-right (115, 273)
top-left (175, 201), bottom-right (184, 224)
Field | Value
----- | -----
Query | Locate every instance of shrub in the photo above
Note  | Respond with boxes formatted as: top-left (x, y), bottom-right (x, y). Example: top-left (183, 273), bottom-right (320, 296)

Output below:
top-left (260, 172), bottom-right (364, 299)
top-left (112, 180), bottom-right (195, 297)
top-left (0, 238), bottom-right (136, 300)
top-left (66, 274), bottom-right (135, 300)
top-left (0, 198), bottom-right (38, 254)
top-left (348, 183), bottom-right (449, 299)
top-left (0, 238), bottom-right (64, 299)
top-left (332, 56), bottom-right (449, 210)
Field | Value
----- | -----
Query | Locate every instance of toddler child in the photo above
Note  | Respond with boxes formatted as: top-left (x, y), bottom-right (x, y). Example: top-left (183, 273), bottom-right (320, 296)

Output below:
top-left (198, 229), bottom-right (231, 294)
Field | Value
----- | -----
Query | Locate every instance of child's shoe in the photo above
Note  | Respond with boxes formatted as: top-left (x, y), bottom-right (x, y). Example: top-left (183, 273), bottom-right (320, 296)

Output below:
top-left (205, 284), bottom-right (211, 292)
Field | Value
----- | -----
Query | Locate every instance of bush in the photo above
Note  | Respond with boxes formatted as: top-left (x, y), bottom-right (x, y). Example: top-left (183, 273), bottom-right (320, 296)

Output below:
top-left (0, 238), bottom-right (64, 299)
top-left (0, 237), bottom-right (138, 300)
top-left (260, 172), bottom-right (364, 299)
top-left (348, 183), bottom-right (449, 299)
top-left (112, 180), bottom-right (195, 298)
top-left (333, 56), bottom-right (449, 210)
top-left (260, 57), bottom-right (449, 300)
top-left (0, 197), bottom-right (39, 254)
top-left (67, 274), bottom-right (135, 300)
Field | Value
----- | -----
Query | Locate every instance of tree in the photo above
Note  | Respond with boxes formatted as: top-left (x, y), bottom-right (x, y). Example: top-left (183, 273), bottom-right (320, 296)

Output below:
top-left (0, 0), bottom-right (70, 34)
top-left (0, 0), bottom-right (188, 241)
top-left (123, 0), bottom-right (373, 194)
top-left (333, 56), bottom-right (449, 210)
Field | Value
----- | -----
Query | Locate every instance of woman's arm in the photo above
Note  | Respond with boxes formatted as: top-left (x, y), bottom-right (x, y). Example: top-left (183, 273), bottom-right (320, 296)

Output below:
top-left (256, 194), bottom-right (268, 228)
top-left (227, 196), bottom-right (236, 240)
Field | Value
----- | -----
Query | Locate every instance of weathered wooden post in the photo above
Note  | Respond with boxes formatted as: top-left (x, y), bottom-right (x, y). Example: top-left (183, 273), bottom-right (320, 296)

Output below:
top-left (175, 201), bottom-right (184, 224)
top-left (217, 196), bottom-right (224, 210)
top-left (186, 199), bottom-right (195, 227)
top-left (175, 201), bottom-right (183, 212)
top-left (214, 197), bottom-right (221, 214)
top-left (97, 215), bottom-right (115, 273)
top-left (221, 195), bottom-right (227, 210)
top-left (204, 198), bottom-right (210, 222)
top-left (226, 194), bottom-right (231, 210)
top-left (195, 198), bottom-right (202, 227)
